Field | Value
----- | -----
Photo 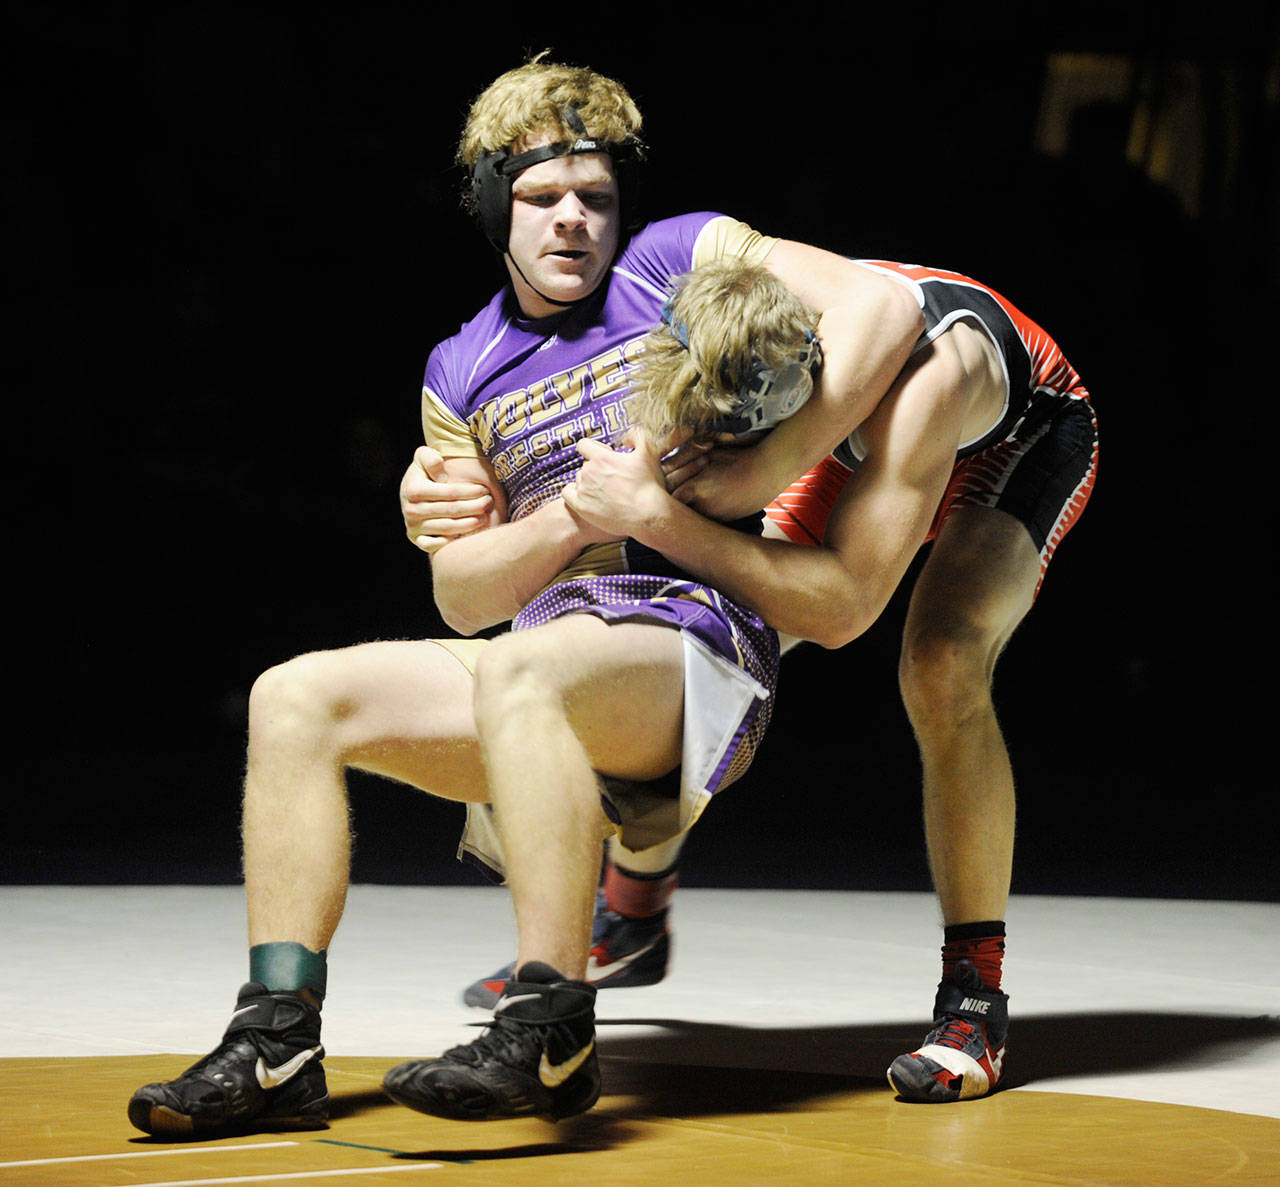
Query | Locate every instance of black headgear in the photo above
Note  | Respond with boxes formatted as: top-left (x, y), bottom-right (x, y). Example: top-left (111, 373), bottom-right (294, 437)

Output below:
top-left (470, 104), bottom-right (638, 255)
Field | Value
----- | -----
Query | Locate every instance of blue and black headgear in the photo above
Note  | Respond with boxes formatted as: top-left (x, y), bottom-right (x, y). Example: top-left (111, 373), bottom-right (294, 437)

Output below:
top-left (660, 294), bottom-right (824, 437)
top-left (470, 104), bottom-right (640, 255)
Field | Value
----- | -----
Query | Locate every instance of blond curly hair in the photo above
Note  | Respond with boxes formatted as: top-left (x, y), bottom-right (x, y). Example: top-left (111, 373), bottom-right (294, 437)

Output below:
top-left (629, 259), bottom-right (820, 445)
top-left (458, 53), bottom-right (645, 169)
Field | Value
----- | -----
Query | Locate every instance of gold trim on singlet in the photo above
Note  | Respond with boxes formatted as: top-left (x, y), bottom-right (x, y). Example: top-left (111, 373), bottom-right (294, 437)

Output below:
top-left (421, 385), bottom-right (479, 458)
top-left (692, 216), bottom-right (779, 270)
top-left (427, 636), bottom-right (490, 674)
top-left (547, 540), bottom-right (631, 583)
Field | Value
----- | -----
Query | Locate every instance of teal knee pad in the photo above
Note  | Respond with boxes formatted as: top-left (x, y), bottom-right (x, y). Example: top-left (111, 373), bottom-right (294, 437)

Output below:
top-left (249, 942), bottom-right (328, 1001)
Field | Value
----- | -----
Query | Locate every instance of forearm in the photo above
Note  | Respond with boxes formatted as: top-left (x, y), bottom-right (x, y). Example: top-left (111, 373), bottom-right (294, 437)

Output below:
top-left (430, 498), bottom-right (595, 635)
top-left (630, 496), bottom-right (882, 648)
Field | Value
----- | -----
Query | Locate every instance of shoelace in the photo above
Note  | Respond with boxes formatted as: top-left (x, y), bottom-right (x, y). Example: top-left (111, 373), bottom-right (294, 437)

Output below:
top-left (930, 1016), bottom-right (979, 1050)
top-left (184, 1037), bottom-right (260, 1076)
top-left (447, 1014), bottom-right (547, 1067)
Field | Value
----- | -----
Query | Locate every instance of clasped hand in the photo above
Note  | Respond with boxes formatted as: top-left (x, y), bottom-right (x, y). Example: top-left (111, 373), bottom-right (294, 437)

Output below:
top-left (564, 433), bottom-right (674, 539)
top-left (399, 446), bottom-right (495, 554)
top-left (398, 429), bottom-right (769, 554)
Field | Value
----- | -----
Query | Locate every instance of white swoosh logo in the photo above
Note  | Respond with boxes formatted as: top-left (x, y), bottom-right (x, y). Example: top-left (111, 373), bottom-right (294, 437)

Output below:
top-left (255, 1045), bottom-right (322, 1089)
top-left (586, 936), bottom-right (659, 981)
top-left (539, 1039), bottom-right (594, 1088)
top-left (495, 992), bottom-right (544, 1014)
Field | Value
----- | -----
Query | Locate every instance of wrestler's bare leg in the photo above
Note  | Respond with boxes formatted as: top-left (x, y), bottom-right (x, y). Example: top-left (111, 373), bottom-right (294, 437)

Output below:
top-left (898, 505), bottom-right (1042, 925)
top-left (242, 640), bottom-right (489, 953)
top-left (473, 615), bottom-right (685, 978)
top-left (128, 639), bottom-right (499, 1137)
top-left (599, 531), bottom-right (802, 882)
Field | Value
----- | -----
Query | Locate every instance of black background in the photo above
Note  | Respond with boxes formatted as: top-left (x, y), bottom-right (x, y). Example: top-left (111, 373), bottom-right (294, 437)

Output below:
top-left (9, 4), bottom-right (1277, 900)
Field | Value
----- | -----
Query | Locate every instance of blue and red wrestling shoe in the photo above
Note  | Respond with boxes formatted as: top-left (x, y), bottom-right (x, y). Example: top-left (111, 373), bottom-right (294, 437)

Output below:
top-left (886, 959), bottom-right (1008, 1102)
top-left (462, 893), bottom-right (670, 1009)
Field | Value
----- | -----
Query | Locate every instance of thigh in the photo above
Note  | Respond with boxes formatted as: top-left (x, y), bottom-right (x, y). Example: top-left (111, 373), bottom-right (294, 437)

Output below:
top-left (286, 638), bottom-right (490, 802)
top-left (904, 505), bottom-right (1043, 670)
top-left (479, 615), bottom-right (686, 783)
top-left (930, 395), bottom-right (1098, 597)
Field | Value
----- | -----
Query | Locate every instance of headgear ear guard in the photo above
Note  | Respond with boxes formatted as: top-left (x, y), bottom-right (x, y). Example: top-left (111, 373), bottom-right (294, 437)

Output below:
top-left (660, 295), bottom-right (824, 437)
top-left (470, 104), bottom-right (638, 255)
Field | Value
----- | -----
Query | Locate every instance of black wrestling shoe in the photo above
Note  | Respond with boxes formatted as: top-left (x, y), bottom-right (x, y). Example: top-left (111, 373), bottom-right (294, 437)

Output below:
top-left (384, 962), bottom-right (599, 1121)
top-left (127, 982), bottom-right (328, 1137)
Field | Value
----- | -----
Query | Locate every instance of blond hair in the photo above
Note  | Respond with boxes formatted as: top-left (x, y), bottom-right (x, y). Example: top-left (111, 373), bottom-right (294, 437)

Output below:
top-left (458, 53), bottom-right (644, 170)
top-left (629, 259), bottom-right (820, 445)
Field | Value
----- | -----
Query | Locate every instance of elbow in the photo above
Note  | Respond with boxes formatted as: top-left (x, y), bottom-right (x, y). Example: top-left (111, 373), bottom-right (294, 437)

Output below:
top-left (431, 571), bottom-right (490, 637)
top-left (438, 605), bottom-right (483, 637)
top-left (812, 613), bottom-right (871, 651)
top-left (885, 276), bottom-right (927, 341)
top-left (772, 568), bottom-right (878, 650)
top-left (814, 627), bottom-right (855, 651)
top-left (806, 593), bottom-right (879, 651)
top-left (434, 579), bottom-right (517, 637)
top-left (434, 587), bottom-right (480, 636)
top-left (435, 580), bottom-right (508, 636)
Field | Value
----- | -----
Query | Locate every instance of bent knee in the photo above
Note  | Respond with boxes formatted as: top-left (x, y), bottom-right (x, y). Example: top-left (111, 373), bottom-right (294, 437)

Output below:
top-left (249, 651), bottom-right (355, 748)
top-left (898, 628), bottom-right (998, 728)
top-left (472, 634), bottom-right (562, 724)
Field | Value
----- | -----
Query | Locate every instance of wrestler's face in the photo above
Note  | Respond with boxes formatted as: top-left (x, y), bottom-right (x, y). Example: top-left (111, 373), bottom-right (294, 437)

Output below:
top-left (505, 142), bottom-right (620, 317)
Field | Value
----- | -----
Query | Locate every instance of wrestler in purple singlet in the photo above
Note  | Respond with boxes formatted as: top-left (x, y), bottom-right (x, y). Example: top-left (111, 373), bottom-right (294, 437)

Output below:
top-left (422, 212), bottom-right (780, 807)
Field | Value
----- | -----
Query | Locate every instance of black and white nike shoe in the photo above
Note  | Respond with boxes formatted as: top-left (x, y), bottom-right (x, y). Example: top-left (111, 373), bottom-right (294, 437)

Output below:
top-left (384, 962), bottom-right (600, 1121)
top-left (127, 982), bottom-right (328, 1137)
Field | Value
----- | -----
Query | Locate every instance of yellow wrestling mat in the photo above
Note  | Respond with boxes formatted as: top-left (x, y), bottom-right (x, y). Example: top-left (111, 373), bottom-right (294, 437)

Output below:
top-left (2, 1055), bottom-right (1277, 1185)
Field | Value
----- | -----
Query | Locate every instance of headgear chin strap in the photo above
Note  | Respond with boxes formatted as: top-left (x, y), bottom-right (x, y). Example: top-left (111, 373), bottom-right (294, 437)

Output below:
top-left (660, 295), bottom-right (824, 437)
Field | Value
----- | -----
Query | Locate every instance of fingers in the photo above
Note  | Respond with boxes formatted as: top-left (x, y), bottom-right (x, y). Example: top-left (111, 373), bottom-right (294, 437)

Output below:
top-left (660, 438), bottom-right (710, 471)
top-left (408, 511), bottom-right (492, 553)
top-left (671, 478), bottom-right (699, 505)
top-left (404, 446), bottom-right (490, 502)
top-left (408, 511), bottom-right (490, 535)
top-left (405, 491), bottom-right (493, 517)
top-left (415, 444), bottom-right (447, 479)
top-left (662, 450), bottom-right (709, 492)
top-left (621, 427), bottom-right (664, 458)
top-left (402, 469), bottom-right (493, 509)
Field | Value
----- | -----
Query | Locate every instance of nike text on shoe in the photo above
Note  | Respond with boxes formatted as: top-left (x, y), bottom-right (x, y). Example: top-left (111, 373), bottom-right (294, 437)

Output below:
top-left (462, 896), bottom-right (671, 1009)
top-left (886, 960), bottom-right (1009, 1103)
top-left (127, 982), bottom-right (329, 1137)
top-left (385, 962), bottom-right (600, 1121)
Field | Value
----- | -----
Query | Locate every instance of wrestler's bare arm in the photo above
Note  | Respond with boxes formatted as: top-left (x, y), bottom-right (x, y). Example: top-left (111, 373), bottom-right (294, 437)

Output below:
top-left (400, 244), bottom-right (924, 541)
top-left (671, 243), bottom-right (925, 521)
top-left (400, 446), bottom-right (497, 553)
top-left (425, 453), bottom-right (615, 636)
top-left (569, 333), bottom-right (981, 647)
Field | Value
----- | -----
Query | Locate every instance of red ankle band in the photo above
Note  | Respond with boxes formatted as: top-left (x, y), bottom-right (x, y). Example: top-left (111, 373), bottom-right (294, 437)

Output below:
top-left (942, 933), bottom-right (1005, 991)
top-left (603, 863), bottom-right (677, 918)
